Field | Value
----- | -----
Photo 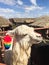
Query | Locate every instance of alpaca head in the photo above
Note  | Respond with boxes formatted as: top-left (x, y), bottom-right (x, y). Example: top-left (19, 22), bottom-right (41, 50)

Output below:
top-left (29, 31), bottom-right (43, 44)
top-left (6, 25), bottom-right (43, 46)
top-left (5, 25), bottom-right (43, 65)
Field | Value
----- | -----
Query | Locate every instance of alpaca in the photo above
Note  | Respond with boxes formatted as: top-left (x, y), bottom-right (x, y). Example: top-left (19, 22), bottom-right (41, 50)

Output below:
top-left (31, 43), bottom-right (49, 65)
top-left (4, 25), bottom-right (43, 65)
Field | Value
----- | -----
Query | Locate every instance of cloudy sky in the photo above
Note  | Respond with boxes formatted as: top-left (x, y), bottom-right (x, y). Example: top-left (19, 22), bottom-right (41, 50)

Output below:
top-left (0, 0), bottom-right (49, 18)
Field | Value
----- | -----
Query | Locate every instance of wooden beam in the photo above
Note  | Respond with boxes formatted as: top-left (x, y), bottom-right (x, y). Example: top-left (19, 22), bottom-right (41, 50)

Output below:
top-left (35, 27), bottom-right (49, 30)
top-left (0, 63), bottom-right (6, 65)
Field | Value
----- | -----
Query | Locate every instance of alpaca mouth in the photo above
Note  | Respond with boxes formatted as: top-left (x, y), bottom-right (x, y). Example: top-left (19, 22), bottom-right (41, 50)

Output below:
top-left (35, 39), bottom-right (42, 43)
top-left (31, 38), bottom-right (43, 44)
top-left (36, 40), bottom-right (42, 43)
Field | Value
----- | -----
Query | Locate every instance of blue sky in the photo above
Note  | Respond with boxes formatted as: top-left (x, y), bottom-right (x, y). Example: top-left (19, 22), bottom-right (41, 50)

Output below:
top-left (0, 0), bottom-right (49, 18)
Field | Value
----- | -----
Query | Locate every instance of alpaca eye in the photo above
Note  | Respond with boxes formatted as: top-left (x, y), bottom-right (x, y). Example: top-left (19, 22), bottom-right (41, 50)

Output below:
top-left (36, 36), bottom-right (41, 37)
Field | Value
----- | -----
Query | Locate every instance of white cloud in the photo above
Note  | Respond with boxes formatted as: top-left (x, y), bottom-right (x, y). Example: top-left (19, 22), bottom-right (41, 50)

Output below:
top-left (0, 8), bottom-right (15, 13)
top-left (23, 0), bottom-right (44, 13)
top-left (0, 0), bottom-right (23, 6)
top-left (0, 7), bottom-right (32, 18)
top-left (30, 0), bottom-right (37, 5)
top-left (24, 6), bottom-right (43, 13)
top-left (0, 8), bottom-right (22, 18)
top-left (0, 8), bottom-right (15, 18)
top-left (0, 0), bottom-right (16, 5)
top-left (17, 0), bottom-right (23, 5)
top-left (0, 7), bottom-right (44, 18)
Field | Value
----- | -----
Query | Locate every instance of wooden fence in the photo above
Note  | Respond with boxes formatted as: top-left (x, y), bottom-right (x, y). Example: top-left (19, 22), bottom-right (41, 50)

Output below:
top-left (0, 31), bottom-right (7, 65)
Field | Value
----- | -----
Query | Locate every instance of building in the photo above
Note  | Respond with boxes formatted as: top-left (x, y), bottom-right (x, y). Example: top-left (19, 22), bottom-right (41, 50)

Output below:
top-left (30, 16), bottom-right (49, 38)
top-left (0, 16), bottom-right (12, 31)
top-left (9, 18), bottom-right (35, 27)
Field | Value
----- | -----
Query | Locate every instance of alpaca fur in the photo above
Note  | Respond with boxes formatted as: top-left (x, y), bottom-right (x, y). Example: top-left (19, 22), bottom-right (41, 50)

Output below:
top-left (5, 25), bottom-right (43, 65)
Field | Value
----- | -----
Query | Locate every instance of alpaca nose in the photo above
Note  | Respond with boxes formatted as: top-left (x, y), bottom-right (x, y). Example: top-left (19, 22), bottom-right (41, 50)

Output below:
top-left (36, 33), bottom-right (42, 37)
top-left (36, 35), bottom-right (42, 38)
top-left (35, 32), bottom-right (43, 40)
top-left (35, 32), bottom-right (42, 37)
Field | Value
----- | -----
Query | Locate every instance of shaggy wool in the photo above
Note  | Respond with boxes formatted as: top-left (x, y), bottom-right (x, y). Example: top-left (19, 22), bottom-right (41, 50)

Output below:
top-left (3, 25), bottom-right (43, 65)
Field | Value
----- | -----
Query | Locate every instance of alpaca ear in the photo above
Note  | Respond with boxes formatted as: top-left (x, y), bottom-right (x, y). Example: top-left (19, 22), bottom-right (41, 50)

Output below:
top-left (6, 30), bottom-right (14, 36)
